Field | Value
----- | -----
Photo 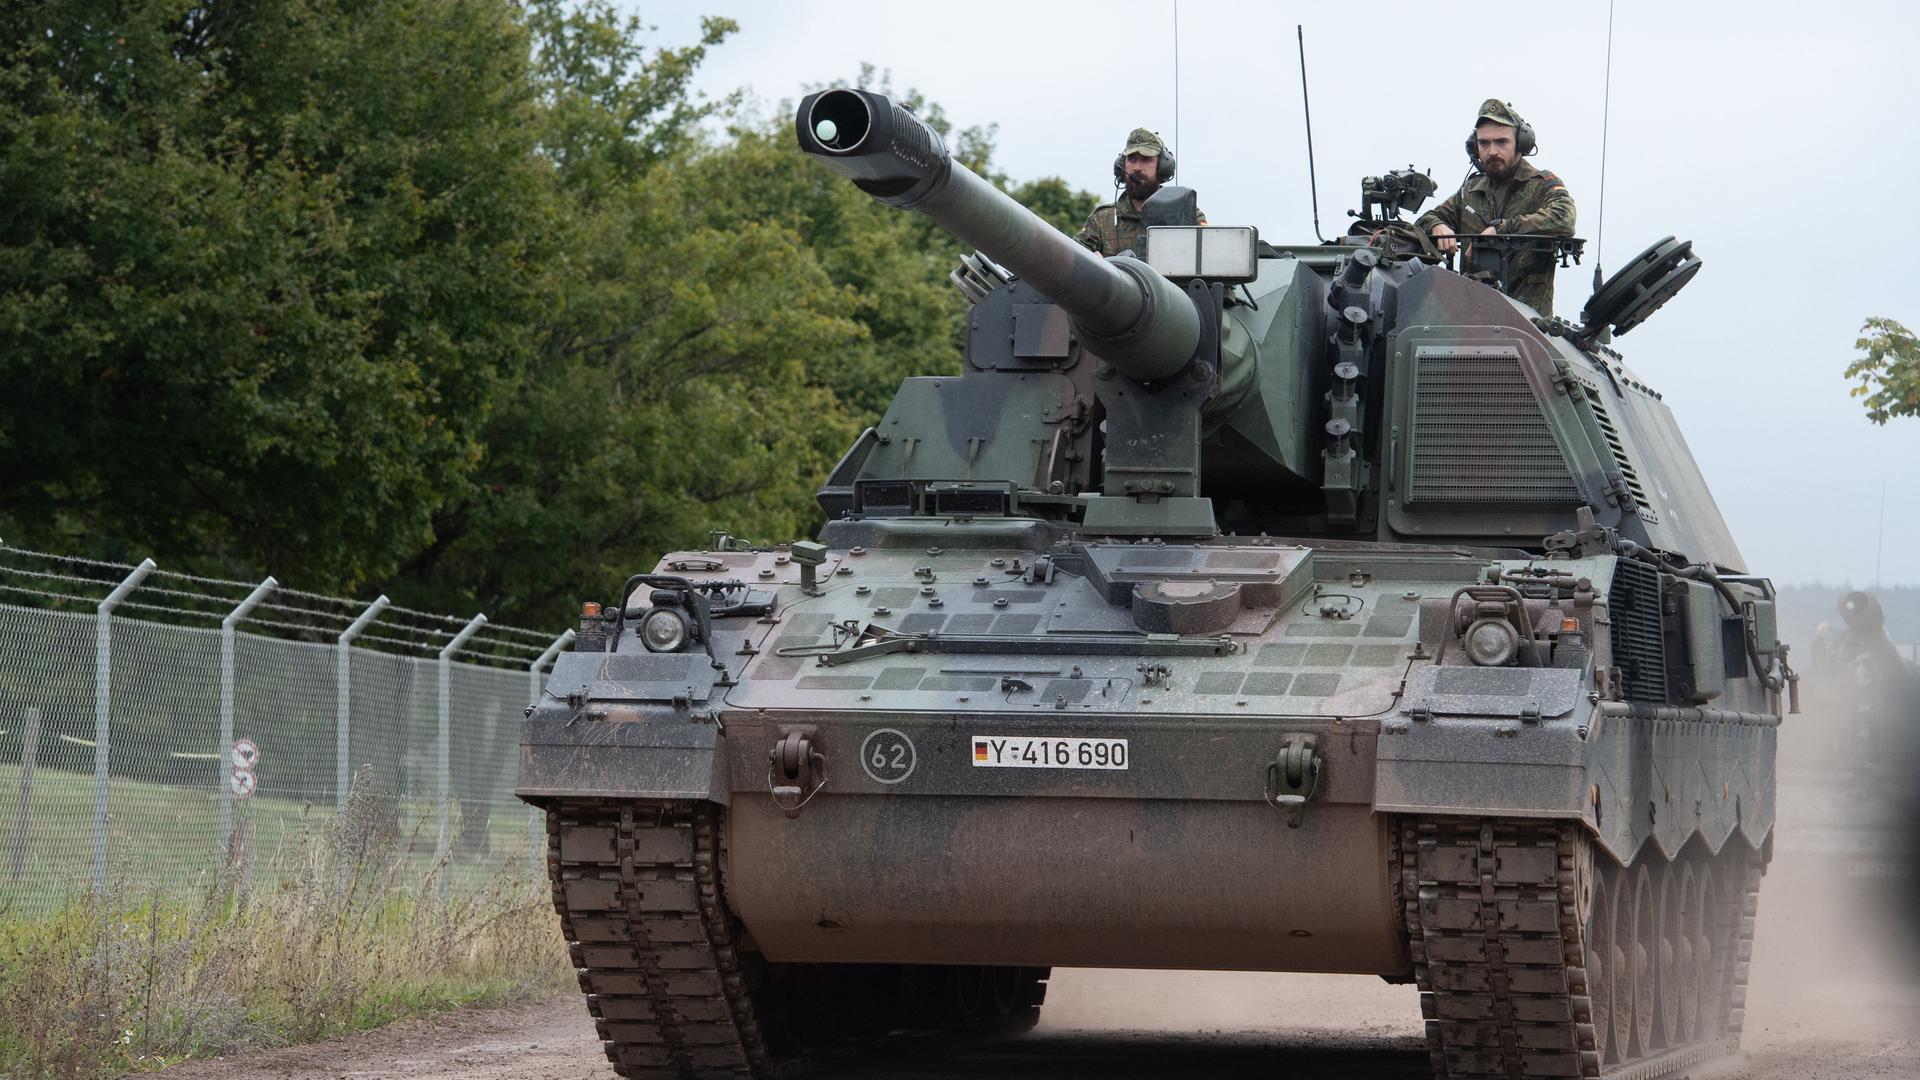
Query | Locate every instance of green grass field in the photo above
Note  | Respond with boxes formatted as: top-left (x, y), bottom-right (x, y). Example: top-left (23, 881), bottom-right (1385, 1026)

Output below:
top-left (1, 761), bottom-right (543, 916)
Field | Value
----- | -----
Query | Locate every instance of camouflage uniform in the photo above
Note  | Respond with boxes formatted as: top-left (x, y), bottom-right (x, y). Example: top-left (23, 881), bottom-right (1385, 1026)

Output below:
top-left (1416, 101), bottom-right (1575, 316)
top-left (1075, 127), bottom-right (1204, 257)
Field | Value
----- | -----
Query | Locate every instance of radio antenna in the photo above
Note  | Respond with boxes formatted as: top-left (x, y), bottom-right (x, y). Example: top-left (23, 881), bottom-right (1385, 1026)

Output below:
top-left (1593, 0), bottom-right (1616, 291)
top-left (1297, 25), bottom-right (1326, 243)
top-left (1172, 0), bottom-right (1181, 169)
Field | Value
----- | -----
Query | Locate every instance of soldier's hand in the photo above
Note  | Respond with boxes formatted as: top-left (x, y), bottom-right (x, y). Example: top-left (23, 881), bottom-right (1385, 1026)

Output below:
top-left (1430, 222), bottom-right (1457, 254)
top-left (1480, 226), bottom-right (1497, 236)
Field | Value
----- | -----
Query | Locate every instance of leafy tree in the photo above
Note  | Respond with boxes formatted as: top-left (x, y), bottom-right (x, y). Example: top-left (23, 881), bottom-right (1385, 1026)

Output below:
top-left (1011, 176), bottom-right (1102, 235)
top-left (1847, 317), bottom-right (1920, 424)
top-left (381, 7), bottom-right (865, 621)
top-left (393, 52), bottom-right (1098, 625)
top-left (0, 0), bottom-right (550, 587)
top-left (0, 2), bottom-right (1098, 629)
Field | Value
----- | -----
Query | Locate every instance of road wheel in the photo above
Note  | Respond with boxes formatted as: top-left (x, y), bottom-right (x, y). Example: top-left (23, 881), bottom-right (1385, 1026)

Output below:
top-left (1695, 861), bottom-right (1723, 1037)
top-left (1631, 862), bottom-right (1657, 1057)
top-left (1656, 862), bottom-right (1681, 1047)
top-left (1588, 863), bottom-right (1619, 1065)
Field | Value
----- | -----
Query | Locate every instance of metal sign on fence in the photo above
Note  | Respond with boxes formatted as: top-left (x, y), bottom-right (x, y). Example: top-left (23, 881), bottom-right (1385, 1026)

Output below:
top-left (229, 738), bottom-right (258, 800)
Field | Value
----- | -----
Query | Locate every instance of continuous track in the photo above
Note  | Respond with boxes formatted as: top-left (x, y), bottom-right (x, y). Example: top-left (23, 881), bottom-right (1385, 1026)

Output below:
top-left (544, 800), bottom-right (1757, 1080)
top-left (542, 799), bottom-right (1045, 1080)
top-left (1401, 818), bottom-right (1762, 1080)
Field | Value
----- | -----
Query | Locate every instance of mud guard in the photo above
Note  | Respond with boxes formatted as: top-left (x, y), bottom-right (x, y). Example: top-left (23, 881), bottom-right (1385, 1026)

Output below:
top-left (517, 650), bottom-right (731, 803)
top-left (1375, 665), bottom-right (1776, 865)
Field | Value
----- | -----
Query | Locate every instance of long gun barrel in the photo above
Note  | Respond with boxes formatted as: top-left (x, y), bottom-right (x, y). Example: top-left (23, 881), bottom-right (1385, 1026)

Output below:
top-left (796, 88), bottom-right (1199, 381)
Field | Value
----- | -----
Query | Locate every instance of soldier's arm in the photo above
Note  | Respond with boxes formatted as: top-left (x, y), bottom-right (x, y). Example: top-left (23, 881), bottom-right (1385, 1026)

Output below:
top-left (1414, 191), bottom-right (1461, 234)
top-left (1073, 210), bottom-right (1104, 251)
top-left (1506, 172), bottom-right (1576, 236)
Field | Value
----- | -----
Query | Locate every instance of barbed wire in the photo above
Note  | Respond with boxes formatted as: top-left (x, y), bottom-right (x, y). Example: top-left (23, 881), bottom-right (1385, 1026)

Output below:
top-left (0, 544), bottom-right (567, 666)
top-left (0, 547), bottom-right (571, 633)
top-left (0, 581), bottom-right (109, 609)
top-left (0, 584), bottom-right (555, 664)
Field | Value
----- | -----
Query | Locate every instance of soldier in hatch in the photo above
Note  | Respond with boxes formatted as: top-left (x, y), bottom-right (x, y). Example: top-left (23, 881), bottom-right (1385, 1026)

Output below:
top-left (1417, 99), bottom-right (1576, 315)
top-left (1075, 127), bottom-right (1206, 257)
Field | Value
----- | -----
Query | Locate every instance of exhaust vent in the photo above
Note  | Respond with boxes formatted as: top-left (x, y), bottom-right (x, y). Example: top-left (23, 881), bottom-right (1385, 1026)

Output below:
top-left (1406, 346), bottom-right (1581, 506)
top-left (1608, 558), bottom-right (1669, 704)
top-left (1584, 392), bottom-right (1658, 523)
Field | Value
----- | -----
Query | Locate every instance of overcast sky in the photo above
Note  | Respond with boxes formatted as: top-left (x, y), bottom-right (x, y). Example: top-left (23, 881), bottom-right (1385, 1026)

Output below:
top-left (633, 0), bottom-right (1920, 588)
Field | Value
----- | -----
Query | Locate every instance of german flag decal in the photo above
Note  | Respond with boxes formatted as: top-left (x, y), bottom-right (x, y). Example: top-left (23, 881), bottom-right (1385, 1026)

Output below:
top-left (973, 740), bottom-right (989, 762)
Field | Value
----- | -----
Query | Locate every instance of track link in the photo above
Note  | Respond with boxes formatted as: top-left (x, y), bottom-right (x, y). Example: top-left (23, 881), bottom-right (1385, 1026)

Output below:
top-left (1402, 818), bottom-right (1763, 1080)
top-left (545, 801), bottom-right (768, 1079)
top-left (544, 799), bottom-right (1046, 1079)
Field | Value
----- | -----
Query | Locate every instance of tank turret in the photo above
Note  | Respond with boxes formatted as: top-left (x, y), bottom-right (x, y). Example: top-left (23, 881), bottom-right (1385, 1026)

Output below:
top-left (802, 90), bottom-right (1734, 562)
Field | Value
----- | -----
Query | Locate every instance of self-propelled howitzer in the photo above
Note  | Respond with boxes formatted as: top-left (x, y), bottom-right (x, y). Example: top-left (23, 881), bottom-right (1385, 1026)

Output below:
top-left (520, 86), bottom-right (1789, 1080)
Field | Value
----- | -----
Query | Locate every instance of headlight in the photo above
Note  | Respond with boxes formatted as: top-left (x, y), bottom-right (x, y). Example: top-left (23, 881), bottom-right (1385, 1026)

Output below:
top-left (639, 607), bottom-right (690, 653)
top-left (1463, 617), bottom-right (1520, 666)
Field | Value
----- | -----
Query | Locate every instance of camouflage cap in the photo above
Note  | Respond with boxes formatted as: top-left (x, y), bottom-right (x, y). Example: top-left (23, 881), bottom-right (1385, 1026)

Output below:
top-left (1122, 127), bottom-right (1166, 157)
top-left (1476, 99), bottom-right (1522, 128)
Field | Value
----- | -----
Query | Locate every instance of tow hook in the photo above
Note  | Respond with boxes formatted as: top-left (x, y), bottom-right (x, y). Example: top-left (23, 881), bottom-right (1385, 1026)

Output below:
top-left (1264, 734), bottom-right (1323, 828)
top-left (769, 731), bottom-right (827, 818)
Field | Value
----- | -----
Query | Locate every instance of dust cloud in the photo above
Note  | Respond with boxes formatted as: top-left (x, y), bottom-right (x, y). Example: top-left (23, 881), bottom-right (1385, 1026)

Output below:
top-left (1737, 706), bottom-right (1920, 1067)
top-left (1028, 706), bottom-right (1920, 1076)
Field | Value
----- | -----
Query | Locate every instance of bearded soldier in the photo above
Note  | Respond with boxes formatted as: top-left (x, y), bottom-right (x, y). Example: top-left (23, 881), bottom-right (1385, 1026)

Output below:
top-left (1417, 99), bottom-right (1576, 315)
top-left (1075, 127), bottom-right (1206, 257)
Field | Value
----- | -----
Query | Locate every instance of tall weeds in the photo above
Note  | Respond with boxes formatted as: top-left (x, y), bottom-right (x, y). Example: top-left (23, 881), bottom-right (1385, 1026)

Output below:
top-left (0, 779), bottom-right (569, 1079)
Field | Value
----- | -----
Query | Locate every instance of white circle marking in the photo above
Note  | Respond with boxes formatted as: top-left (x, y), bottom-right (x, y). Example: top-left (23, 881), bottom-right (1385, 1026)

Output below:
top-left (859, 728), bottom-right (917, 785)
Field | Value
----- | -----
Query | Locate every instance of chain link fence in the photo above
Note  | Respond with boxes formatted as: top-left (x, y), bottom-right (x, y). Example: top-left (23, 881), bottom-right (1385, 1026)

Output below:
top-left (0, 547), bottom-right (570, 917)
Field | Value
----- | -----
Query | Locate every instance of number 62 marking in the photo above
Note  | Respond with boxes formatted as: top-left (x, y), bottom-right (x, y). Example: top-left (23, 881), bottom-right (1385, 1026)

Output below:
top-left (859, 728), bottom-right (918, 785)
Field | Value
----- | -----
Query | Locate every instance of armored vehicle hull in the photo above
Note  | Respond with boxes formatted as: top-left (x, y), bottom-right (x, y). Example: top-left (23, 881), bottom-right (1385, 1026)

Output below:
top-left (518, 88), bottom-right (1787, 1080)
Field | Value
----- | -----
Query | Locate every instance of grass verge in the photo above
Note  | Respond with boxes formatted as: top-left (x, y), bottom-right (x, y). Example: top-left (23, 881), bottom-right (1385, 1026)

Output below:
top-left (1, 759), bottom-right (543, 913)
top-left (0, 779), bottom-right (571, 1079)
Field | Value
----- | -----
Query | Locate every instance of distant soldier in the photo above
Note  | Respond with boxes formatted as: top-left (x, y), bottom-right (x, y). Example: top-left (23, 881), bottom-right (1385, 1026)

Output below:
top-left (1075, 127), bottom-right (1205, 257)
top-left (1417, 99), bottom-right (1576, 315)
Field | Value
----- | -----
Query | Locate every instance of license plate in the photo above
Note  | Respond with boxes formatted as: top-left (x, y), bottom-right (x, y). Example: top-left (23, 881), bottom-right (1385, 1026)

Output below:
top-left (970, 736), bottom-right (1128, 770)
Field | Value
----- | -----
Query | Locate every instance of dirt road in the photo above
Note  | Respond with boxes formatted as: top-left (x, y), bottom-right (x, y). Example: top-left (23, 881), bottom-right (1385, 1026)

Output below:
top-left (133, 962), bottom-right (1920, 1080)
top-left (144, 769), bottom-right (1919, 1080)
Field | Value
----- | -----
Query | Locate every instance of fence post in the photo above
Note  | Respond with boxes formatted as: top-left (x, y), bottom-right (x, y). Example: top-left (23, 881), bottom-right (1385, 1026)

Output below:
top-left (219, 577), bottom-right (277, 853)
top-left (8, 706), bottom-right (39, 883)
top-left (94, 558), bottom-right (155, 892)
top-left (526, 629), bottom-right (575, 874)
top-left (336, 595), bottom-right (390, 813)
top-left (437, 614), bottom-right (486, 900)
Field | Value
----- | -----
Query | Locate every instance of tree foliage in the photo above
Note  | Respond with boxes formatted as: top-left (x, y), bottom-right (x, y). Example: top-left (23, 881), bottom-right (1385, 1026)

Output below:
top-left (0, 1), bottom-right (1097, 627)
top-left (1, 0), bottom-right (554, 584)
top-left (1846, 317), bottom-right (1920, 424)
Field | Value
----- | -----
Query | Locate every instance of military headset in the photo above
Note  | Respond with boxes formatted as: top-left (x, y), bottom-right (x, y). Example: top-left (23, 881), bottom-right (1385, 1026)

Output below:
top-left (1113, 140), bottom-right (1176, 184)
top-left (1464, 106), bottom-right (1536, 165)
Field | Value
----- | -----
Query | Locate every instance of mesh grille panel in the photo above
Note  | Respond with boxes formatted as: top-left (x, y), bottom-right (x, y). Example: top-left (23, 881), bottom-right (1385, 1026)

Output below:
top-left (1408, 347), bottom-right (1581, 505)
top-left (1608, 559), bottom-right (1669, 704)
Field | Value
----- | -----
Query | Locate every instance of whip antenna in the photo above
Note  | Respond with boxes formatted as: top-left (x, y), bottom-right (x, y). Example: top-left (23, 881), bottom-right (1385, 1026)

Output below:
top-left (1173, 0), bottom-right (1180, 169)
top-left (1593, 0), bottom-right (1615, 291)
top-left (1297, 25), bottom-right (1325, 243)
